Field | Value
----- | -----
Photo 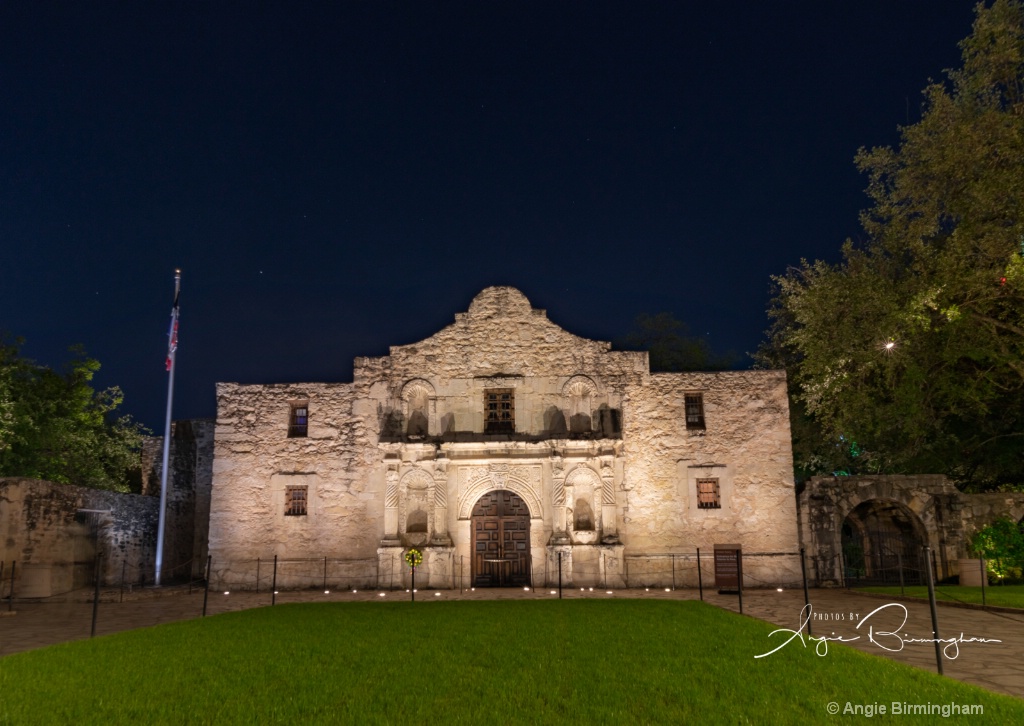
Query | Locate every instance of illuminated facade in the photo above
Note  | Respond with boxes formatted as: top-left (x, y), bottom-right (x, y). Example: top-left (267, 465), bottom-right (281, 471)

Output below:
top-left (208, 287), bottom-right (801, 588)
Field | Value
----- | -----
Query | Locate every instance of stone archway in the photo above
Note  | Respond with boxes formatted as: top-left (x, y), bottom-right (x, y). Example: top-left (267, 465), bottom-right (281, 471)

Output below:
top-left (470, 490), bottom-right (532, 587)
top-left (841, 499), bottom-right (927, 586)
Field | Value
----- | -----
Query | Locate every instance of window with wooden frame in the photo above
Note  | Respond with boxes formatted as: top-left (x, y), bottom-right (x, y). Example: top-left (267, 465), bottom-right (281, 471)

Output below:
top-left (288, 403), bottom-right (308, 438)
top-left (684, 393), bottom-right (706, 430)
top-left (484, 388), bottom-right (515, 433)
top-left (285, 486), bottom-right (308, 516)
top-left (696, 478), bottom-right (721, 509)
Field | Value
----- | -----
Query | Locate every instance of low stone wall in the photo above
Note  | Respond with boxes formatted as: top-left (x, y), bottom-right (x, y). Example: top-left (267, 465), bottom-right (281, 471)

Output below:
top-left (0, 478), bottom-right (159, 596)
top-left (961, 492), bottom-right (1024, 539)
top-left (799, 474), bottom-right (1024, 586)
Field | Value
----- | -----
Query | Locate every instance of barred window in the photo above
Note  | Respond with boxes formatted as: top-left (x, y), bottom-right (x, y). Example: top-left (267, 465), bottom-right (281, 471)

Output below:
top-left (484, 389), bottom-right (515, 433)
top-left (285, 486), bottom-right (308, 516)
top-left (696, 478), bottom-right (720, 509)
top-left (289, 403), bottom-right (308, 438)
top-left (685, 394), bottom-right (705, 430)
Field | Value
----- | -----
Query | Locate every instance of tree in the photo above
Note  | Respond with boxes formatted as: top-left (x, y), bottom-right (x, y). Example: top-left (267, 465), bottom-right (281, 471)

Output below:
top-left (619, 313), bottom-right (738, 372)
top-left (0, 337), bottom-right (149, 492)
top-left (969, 517), bottom-right (1024, 582)
top-left (760, 1), bottom-right (1024, 489)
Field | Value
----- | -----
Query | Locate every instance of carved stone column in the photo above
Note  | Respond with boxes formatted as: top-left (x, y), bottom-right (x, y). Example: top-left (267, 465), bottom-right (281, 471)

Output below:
top-left (600, 457), bottom-right (619, 544)
top-left (550, 454), bottom-right (569, 544)
top-left (382, 464), bottom-right (400, 545)
top-left (431, 455), bottom-right (452, 546)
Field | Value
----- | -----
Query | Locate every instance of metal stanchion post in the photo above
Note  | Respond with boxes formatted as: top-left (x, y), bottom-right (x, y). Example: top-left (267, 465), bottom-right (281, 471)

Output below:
top-left (202, 556), bottom-right (211, 617)
top-left (696, 548), bottom-right (703, 601)
top-left (323, 556), bottom-right (328, 591)
top-left (256, 558), bottom-right (261, 593)
top-left (0, 562), bottom-right (4, 601)
top-left (120, 558), bottom-right (127, 603)
top-left (923, 546), bottom-right (943, 675)
top-left (736, 548), bottom-right (744, 615)
top-left (671, 554), bottom-right (676, 591)
top-left (800, 547), bottom-right (812, 637)
top-left (558, 552), bottom-right (563, 599)
top-left (980, 558), bottom-right (987, 608)
top-left (898, 551), bottom-right (905, 597)
top-left (8, 560), bottom-right (15, 611)
top-left (91, 552), bottom-right (102, 638)
top-left (272, 555), bottom-right (278, 606)
top-left (411, 566), bottom-right (415, 602)
top-left (460, 556), bottom-right (464, 595)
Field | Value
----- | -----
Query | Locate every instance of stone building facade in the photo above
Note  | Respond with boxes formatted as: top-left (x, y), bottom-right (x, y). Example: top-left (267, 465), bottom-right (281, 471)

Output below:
top-left (208, 287), bottom-right (801, 589)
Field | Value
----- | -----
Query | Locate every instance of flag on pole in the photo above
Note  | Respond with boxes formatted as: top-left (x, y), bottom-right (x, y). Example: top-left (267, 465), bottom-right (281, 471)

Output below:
top-left (165, 317), bottom-right (178, 371)
top-left (165, 274), bottom-right (181, 371)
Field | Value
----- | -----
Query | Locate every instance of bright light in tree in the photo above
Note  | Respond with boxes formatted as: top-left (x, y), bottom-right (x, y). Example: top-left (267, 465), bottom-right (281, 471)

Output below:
top-left (883, 340), bottom-right (896, 351)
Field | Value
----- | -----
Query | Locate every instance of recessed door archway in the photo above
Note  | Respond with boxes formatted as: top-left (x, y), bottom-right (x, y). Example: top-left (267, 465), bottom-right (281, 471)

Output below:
top-left (471, 490), bottom-right (531, 587)
top-left (841, 499), bottom-right (927, 585)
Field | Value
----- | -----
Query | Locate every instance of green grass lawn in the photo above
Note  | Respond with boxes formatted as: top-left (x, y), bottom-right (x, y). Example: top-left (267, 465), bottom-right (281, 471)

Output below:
top-left (1, 600), bottom-right (1020, 724)
top-left (856, 585), bottom-right (1024, 610)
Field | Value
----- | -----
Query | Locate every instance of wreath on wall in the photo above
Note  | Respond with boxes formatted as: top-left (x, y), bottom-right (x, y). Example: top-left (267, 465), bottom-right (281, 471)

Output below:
top-left (404, 548), bottom-right (423, 568)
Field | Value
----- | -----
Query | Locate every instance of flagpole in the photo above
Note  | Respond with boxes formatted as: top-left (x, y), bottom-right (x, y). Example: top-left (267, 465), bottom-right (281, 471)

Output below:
top-left (155, 269), bottom-right (181, 587)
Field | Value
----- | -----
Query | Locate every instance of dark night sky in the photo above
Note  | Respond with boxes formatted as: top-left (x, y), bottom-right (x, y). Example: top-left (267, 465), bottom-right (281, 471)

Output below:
top-left (1, 2), bottom-right (978, 430)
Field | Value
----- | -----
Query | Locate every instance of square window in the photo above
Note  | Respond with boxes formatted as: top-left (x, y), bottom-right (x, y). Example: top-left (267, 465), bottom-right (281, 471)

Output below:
top-left (684, 394), bottom-right (705, 430)
top-left (484, 389), bottom-right (515, 433)
top-left (285, 486), bottom-right (308, 516)
top-left (696, 478), bottom-right (720, 509)
top-left (289, 403), bottom-right (308, 438)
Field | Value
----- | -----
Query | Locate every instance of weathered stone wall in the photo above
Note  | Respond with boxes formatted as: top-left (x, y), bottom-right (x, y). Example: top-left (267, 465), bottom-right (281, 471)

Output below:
top-left (208, 381), bottom-right (383, 587)
top-left (208, 287), bottom-right (800, 589)
top-left (0, 478), bottom-right (158, 596)
top-left (0, 419), bottom-right (215, 595)
top-left (961, 492), bottom-right (1024, 540)
top-left (621, 370), bottom-right (801, 586)
top-left (141, 419), bottom-right (216, 578)
top-left (799, 475), bottom-right (1024, 585)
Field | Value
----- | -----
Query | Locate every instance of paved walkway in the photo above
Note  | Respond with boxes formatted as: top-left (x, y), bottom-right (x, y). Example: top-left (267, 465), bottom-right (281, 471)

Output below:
top-left (2, 586), bottom-right (1021, 699)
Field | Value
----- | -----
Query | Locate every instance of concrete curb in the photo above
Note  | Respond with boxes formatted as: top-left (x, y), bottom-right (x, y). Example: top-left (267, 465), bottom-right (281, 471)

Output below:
top-left (852, 589), bottom-right (1024, 616)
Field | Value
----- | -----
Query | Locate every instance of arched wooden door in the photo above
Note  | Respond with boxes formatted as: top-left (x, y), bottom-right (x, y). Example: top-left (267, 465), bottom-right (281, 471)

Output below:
top-left (471, 490), bottom-right (531, 587)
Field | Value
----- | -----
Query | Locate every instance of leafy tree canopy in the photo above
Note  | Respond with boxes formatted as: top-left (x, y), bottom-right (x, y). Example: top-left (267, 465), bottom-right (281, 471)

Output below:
top-left (760, 0), bottom-right (1024, 490)
top-left (619, 312), bottom-right (739, 372)
top-left (969, 516), bottom-right (1024, 581)
top-left (0, 337), bottom-right (149, 492)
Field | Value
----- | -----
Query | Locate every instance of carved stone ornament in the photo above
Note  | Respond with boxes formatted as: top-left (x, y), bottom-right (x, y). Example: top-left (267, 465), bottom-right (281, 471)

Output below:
top-left (552, 478), bottom-right (565, 506)
top-left (562, 375), bottom-right (598, 398)
top-left (385, 466), bottom-right (400, 508)
top-left (490, 463), bottom-right (510, 489)
top-left (457, 464), bottom-right (543, 519)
